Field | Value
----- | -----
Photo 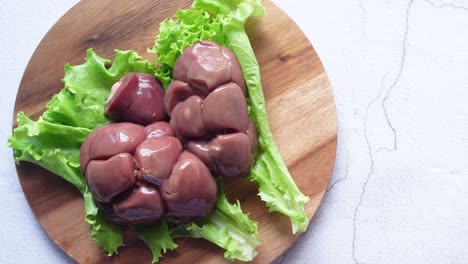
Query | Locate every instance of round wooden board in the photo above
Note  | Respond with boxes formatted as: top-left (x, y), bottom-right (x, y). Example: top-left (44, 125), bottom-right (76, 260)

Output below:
top-left (13, 0), bottom-right (337, 263)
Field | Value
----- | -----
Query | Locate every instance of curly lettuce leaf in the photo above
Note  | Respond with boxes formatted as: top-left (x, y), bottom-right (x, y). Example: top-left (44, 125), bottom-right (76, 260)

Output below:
top-left (134, 221), bottom-right (178, 263)
top-left (84, 188), bottom-right (124, 256)
top-left (186, 192), bottom-right (261, 261)
top-left (151, 8), bottom-right (224, 88)
top-left (8, 49), bottom-right (154, 256)
top-left (44, 49), bottom-right (155, 130)
top-left (7, 113), bottom-right (90, 193)
top-left (152, 0), bottom-right (309, 233)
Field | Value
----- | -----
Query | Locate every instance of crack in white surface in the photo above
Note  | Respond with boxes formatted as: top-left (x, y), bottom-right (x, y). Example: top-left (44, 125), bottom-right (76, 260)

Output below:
top-left (422, 0), bottom-right (468, 12)
top-left (381, 0), bottom-right (414, 152)
top-left (378, 0), bottom-right (465, 154)
top-left (327, 155), bottom-right (349, 192)
top-left (352, 0), bottom-right (415, 261)
top-left (352, 73), bottom-right (387, 264)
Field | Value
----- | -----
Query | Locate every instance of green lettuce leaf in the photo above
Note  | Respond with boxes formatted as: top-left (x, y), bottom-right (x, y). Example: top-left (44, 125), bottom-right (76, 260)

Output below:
top-left (84, 188), bottom-right (124, 256)
top-left (8, 49), bottom-right (155, 256)
top-left (151, 8), bottom-right (224, 88)
top-left (134, 221), bottom-right (178, 263)
top-left (152, 0), bottom-right (309, 233)
top-left (186, 192), bottom-right (261, 261)
top-left (7, 113), bottom-right (90, 193)
top-left (43, 49), bottom-right (155, 130)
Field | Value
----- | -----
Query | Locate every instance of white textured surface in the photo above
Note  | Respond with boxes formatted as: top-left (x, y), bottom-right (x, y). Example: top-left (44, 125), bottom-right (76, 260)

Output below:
top-left (1, 0), bottom-right (467, 263)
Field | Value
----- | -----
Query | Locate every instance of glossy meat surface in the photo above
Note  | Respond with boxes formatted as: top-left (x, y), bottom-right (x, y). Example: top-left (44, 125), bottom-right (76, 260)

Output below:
top-left (80, 122), bottom-right (217, 224)
top-left (161, 151), bottom-right (218, 222)
top-left (105, 73), bottom-right (165, 125)
top-left (167, 41), bottom-right (257, 178)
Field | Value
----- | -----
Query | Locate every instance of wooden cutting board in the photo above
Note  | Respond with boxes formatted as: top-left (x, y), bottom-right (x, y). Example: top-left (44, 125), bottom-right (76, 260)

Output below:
top-left (13, 0), bottom-right (337, 263)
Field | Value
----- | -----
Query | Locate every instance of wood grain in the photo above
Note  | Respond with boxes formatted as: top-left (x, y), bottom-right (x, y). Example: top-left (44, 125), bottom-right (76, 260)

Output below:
top-left (12, 0), bottom-right (337, 263)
